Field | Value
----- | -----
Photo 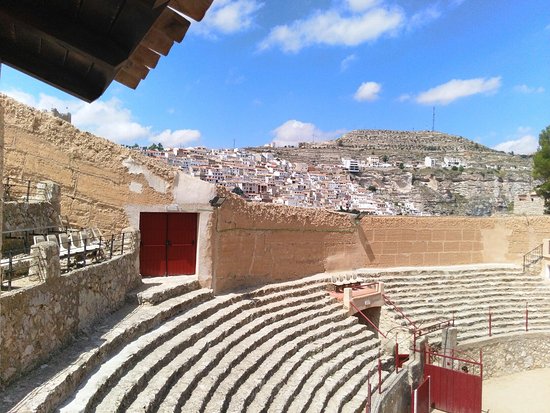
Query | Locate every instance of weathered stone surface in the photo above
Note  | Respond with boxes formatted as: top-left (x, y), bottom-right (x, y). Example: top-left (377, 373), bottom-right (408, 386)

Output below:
top-left (1, 94), bottom-right (178, 232)
top-left (0, 230), bottom-right (141, 387)
top-left (458, 333), bottom-right (550, 379)
top-left (29, 241), bottom-right (60, 281)
top-left (3, 199), bottom-right (60, 233)
top-left (213, 192), bottom-right (550, 293)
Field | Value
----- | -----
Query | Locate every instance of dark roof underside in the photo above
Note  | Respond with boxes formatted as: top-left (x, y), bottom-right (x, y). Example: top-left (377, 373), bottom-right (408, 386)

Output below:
top-left (0, 0), bottom-right (213, 102)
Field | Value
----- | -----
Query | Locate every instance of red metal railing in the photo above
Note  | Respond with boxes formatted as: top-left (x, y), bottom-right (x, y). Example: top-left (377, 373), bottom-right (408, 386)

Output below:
top-left (419, 347), bottom-right (483, 378)
top-left (413, 319), bottom-right (454, 348)
top-left (522, 243), bottom-right (543, 272)
top-left (350, 301), bottom-right (387, 338)
top-left (382, 293), bottom-right (418, 330)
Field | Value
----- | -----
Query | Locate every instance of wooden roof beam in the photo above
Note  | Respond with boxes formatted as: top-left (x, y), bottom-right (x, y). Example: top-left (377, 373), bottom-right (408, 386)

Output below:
top-left (140, 0), bottom-right (171, 9)
top-left (130, 45), bottom-right (161, 69)
top-left (141, 28), bottom-right (174, 56)
top-left (121, 60), bottom-right (150, 80)
top-left (0, 44), bottom-right (105, 102)
top-left (153, 7), bottom-right (191, 43)
top-left (0, 4), bottom-right (128, 69)
top-left (115, 69), bottom-right (142, 90)
top-left (168, 0), bottom-right (214, 22)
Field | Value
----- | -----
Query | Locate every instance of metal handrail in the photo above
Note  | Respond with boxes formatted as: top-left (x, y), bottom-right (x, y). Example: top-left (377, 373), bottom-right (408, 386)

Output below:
top-left (382, 293), bottom-right (418, 329)
top-left (523, 243), bottom-right (543, 272)
top-left (1, 232), bottom-right (133, 290)
top-left (3, 177), bottom-right (47, 202)
top-left (349, 301), bottom-right (387, 338)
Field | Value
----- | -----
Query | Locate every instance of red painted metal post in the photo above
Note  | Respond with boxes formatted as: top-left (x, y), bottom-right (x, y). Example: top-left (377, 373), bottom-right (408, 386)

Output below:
top-left (488, 307), bottom-right (492, 337)
top-left (526, 302), bottom-right (529, 332)
top-left (350, 302), bottom-right (387, 338)
top-left (395, 341), bottom-right (399, 373)
top-left (480, 349), bottom-right (483, 380)
top-left (378, 351), bottom-right (382, 394)
top-left (366, 379), bottom-right (371, 413)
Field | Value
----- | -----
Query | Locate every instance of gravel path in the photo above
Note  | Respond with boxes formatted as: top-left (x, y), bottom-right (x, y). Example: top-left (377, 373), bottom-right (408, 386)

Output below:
top-left (483, 368), bottom-right (550, 413)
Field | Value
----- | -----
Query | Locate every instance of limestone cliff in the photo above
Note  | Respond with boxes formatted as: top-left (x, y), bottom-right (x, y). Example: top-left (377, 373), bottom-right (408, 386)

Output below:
top-left (256, 130), bottom-right (535, 216)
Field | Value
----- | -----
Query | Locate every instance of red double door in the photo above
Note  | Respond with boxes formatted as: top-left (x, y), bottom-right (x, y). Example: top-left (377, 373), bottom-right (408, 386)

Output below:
top-left (139, 212), bottom-right (198, 276)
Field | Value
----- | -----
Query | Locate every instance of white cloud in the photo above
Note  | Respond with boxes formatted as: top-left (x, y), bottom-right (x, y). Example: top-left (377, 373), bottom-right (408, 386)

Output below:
top-left (354, 81), bottom-right (382, 101)
top-left (259, 5), bottom-right (403, 53)
top-left (194, 0), bottom-right (262, 36)
top-left (152, 129), bottom-right (201, 148)
top-left (493, 134), bottom-right (538, 155)
top-left (416, 76), bottom-right (502, 105)
top-left (397, 93), bottom-right (411, 102)
top-left (72, 98), bottom-right (151, 142)
top-left (340, 54), bottom-right (358, 71)
top-left (2, 89), bottom-right (201, 146)
top-left (407, 5), bottom-right (441, 31)
top-left (346, 0), bottom-right (379, 12)
top-left (514, 84), bottom-right (545, 94)
top-left (271, 120), bottom-right (345, 146)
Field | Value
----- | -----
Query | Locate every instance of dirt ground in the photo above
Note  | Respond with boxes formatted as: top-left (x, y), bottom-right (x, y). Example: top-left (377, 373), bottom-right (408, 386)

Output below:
top-left (482, 368), bottom-right (550, 413)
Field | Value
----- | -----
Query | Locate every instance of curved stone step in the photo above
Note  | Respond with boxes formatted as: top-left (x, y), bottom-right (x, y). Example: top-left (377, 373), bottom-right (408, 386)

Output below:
top-left (284, 346), bottom-right (380, 413)
top-left (64, 280), bottom-right (329, 412)
top-left (270, 337), bottom-right (381, 413)
top-left (367, 269), bottom-right (525, 285)
top-left (206, 307), bottom-right (371, 413)
top-left (9, 288), bottom-right (215, 413)
top-left (60, 290), bottom-right (235, 412)
top-left (237, 321), bottom-right (367, 412)
top-left (348, 369), bottom-right (392, 413)
top-left (384, 282), bottom-right (550, 298)
top-left (245, 324), bottom-right (370, 413)
top-left (98, 289), bottom-right (331, 413)
top-left (307, 348), bottom-right (381, 413)
top-left (179, 300), bottom-right (342, 413)
top-left (135, 276), bottom-right (202, 305)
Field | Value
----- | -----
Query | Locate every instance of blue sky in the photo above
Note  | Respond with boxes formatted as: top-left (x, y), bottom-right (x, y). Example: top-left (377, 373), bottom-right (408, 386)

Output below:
top-left (1, 0), bottom-right (549, 154)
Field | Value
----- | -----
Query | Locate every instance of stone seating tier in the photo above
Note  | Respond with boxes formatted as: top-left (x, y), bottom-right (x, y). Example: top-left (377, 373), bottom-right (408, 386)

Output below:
top-left (9, 274), bottom-right (391, 413)
top-left (367, 265), bottom-right (550, 345)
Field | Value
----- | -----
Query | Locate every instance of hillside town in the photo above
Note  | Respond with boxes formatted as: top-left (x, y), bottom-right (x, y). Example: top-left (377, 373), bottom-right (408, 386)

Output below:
top-left (133, 140), bottom-right (532, 216)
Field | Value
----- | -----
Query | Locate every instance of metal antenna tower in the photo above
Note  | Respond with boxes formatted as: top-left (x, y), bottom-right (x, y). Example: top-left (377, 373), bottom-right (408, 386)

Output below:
top-left (432, 107), bottom-right (435, 132)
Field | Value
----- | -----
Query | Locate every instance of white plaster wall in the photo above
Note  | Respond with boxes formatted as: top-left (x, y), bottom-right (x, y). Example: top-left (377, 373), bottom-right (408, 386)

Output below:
top-left (122, 157), bottom-right (168, 194)
top-left (172, 171), bottom-right (216, 205)
top-left (122, 163), bottom-right (217, 287)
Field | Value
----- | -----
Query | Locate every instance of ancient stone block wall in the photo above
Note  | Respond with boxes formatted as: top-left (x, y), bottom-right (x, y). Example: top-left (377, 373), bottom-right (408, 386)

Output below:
top-left (0, 232), bottom-right (141, 386)
top-left (213, 194), bottom-right (550, 293)
top-left (3, 201), bottom-right (60, 233)
top-left (457, 333), bottom-right (550, 378)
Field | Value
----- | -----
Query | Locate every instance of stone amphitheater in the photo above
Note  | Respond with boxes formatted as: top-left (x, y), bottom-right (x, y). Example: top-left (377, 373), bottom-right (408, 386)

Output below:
top-left (3, 263), bottom-right (550, 412)
top-left (3, 96), bottom-right (550, 413)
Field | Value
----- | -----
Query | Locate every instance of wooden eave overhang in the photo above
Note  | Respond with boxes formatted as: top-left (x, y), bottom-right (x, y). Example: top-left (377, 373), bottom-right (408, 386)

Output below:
top-left (0, 0), bottom-right (213, 102)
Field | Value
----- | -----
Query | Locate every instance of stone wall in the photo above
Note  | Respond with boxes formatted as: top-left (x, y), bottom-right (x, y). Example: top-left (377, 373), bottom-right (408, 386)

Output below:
top-left (212, 193), bottom-right (550, 293)
top-left (1, 98), bottom-right (4, 256)
top-left (514, 194), bottom-right (545, 216)
top-left (3, 181), bottom-right (61, 234)
top-left (1, 95), bottom-right (180, 232)
top-left (0, 230), bottom-right (141, 387)
top-left (457, 332), bottom-right (550, 379)
top-left (2, 95), bottom-right (216, 284)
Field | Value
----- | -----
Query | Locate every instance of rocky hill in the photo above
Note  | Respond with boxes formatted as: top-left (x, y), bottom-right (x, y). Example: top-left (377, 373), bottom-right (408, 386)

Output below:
top-left (250, 130), bottom-right (536, 216)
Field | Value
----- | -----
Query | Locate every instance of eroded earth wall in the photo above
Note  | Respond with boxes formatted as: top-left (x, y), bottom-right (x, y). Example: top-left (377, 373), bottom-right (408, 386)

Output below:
top-left (213, 193), bottom-right (550, 293)
top-left (1, 95), bottom-right (179, 232)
